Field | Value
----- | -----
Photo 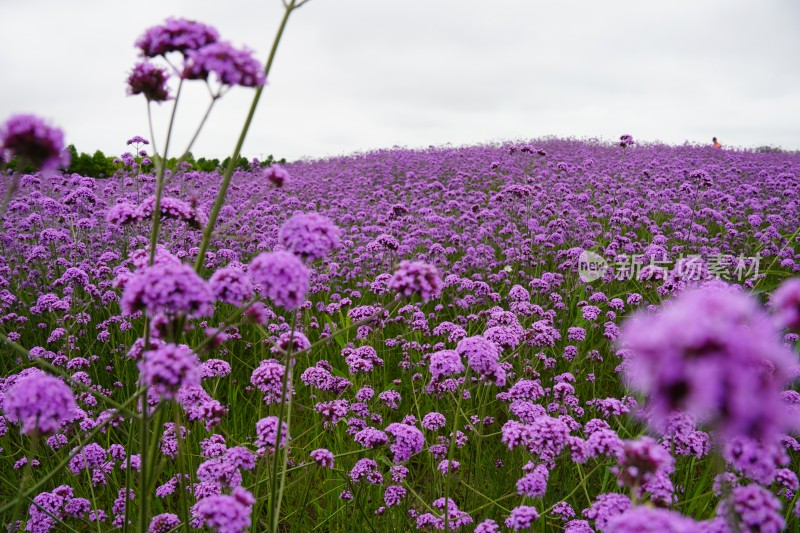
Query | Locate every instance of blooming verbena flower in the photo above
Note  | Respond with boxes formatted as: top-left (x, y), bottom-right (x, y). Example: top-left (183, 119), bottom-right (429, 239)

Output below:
top-left (127, 62), bottom-right (171, 102)
top-left (149, 513), bottom-right (180, 533)
top-left (416, 498), bottom-right (472, 529)
top-left (428, 349), bottom-right (464, 381)
top-left (250, 359), bottom-right (291, 404)
top-left (137, 196), bottom-right (207, 229)
top-left (619, 134), bottom-right (635, 148)
top-left (516, 463), bottom-right (549, 498)
top-left (264, 164), bottom-right (289, 186)
top-left (475, 519), bottom-right (501, 533)
top-left (619, 285), bottom-right (796, 442)
top-left (457, 335), bottom-right (505, 386)
top-left (603, 507), bottom-right (698, 532)
top-left (3, 372), bottom-right (76, 435)
top-left (255, 416), bottom-right (288, 450)
top-left (138, 344), bottom-right (201, 400)
top-left (182, 42), bottom-right (266, 88)
top-left (121, 261), bottom-right (214, 318)
top-left (583, 493), bottom-right (632, 530)
top-left (278, 212), bottom-right (342, 262)
top-left (612, 436), bottom-right (674, 490)
top-left (389, 260), bottom-right (442, 301)
top-left (505, 505), bottom-right (539, 530)
top-left (136, 18), bottom-right (219, 58)
top-left (385, 422), bottom-right (424, 463)
top-left (716, 484), bottom-right (785, 533)
top-left (249, 251), bottom-right (309, 309)
top-left (310, 448), bottom-right (334, 468)
top-left (191, 486), bottom-right (254, 533)
top-left (209, 266), bottom-right (254, 306)
top-left (0, 114), bottom-right (68, 171)
top-left (422, 412), bottom-right (447, 431)
top-left (771, 277), bottom-right (800, 330)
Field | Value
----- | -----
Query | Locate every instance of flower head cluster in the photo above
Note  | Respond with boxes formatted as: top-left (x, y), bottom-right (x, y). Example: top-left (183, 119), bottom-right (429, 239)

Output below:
top-left (127, 62), bottom-right (171, 102)
top-left (3, 372), bottom-right (76, 435)
top-left (121, 261), bottom-right (214, 318)
top-left (182, 42), bottom-right (266, 88)
top-left (191, 486), bottom-right (254, 533)
top-left (136, 18), bottom-right (220, 58)
top-left (0, 114), bottom-right (67, 171)
top-left (255, 416), bottom-right (288, 450)
top-left (620, 286), bottom-right (796, 442)
top-left (389, 260), bottom-right (442, 301)
top-left (138, 344), bottom-right (201, 400)
top-left (249, 251), bottom-right (309, 309)
top-left (278, 212), bottom-right (342, 262)
top-left (457, 335), bottom-right (505, 386)
top-left (384, 422), bottom-right (424, 463)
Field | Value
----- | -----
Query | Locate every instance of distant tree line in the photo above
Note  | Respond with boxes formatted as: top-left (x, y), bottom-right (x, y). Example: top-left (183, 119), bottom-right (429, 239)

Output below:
top-left (1, 145), bottom-right (286, 178)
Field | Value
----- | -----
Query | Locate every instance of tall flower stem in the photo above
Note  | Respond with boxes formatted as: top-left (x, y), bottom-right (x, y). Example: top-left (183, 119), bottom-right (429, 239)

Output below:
top-left (194, 0), bottom-right (298, 272)
top-left (268, 313), bottom-right (298, 533)
top-left (443, 368), bottom-right (471, 532)
top-left (148, 78), bottom-right (184, 266)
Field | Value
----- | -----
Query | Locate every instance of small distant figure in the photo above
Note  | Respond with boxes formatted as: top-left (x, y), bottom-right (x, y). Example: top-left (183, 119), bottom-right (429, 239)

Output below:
top-left (712, 137), bottom-right (722, 149)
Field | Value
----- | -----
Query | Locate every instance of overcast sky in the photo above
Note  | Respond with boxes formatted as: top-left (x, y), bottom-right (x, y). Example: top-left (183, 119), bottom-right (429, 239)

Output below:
top-left (2, 0), bottom-right (799, 161)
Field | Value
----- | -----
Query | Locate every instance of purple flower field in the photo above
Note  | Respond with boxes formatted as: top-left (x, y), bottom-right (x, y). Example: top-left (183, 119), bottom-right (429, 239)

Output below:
top-left (0, 136), bottom-right (799, 532)
top-left (1, 6), bottom-right (800, 533)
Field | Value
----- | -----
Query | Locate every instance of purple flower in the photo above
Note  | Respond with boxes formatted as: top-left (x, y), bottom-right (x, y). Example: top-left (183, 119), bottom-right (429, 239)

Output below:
top-left (183, 42), bottom-right (266, 88)
top-left (516, 463), bottom-right (549, 498)
top-left (127, 62), bottom-right (171, 102)
top-left (619, 134), bottom-right (635, 148)
top-left (612, 436), bottom-right (675, 490)
top-left (422, 412), bottom-right (447, 431)
top-left (255, 416), bottom-right (288, 449)
top-left (717, 484), bottom-right (784, 533)
top-left (209, 266), bottom-right (254, 306)
top-left (354, 427), bottom-right (389, 449)
top-left (149, 513), bottom-right (181, 533)
top-left (136, 18), bottom-right (219, 58)
top-left (389, 260), bottom-right (442, 301)
top-left (385, 422), bottom-right (424, 463)
top-left (619, 286), bottom-right (796, 442)
top-left (505, 505), bottom-right (539, 530)
top-left (250, 359), bottom-right (291, 404)
top-left (0, 114), bottom-right (68, 171)
top-left (309, 448), bottom-right (334, 468)
top-left (138, 344), bottom-right (201, 400)
top-left (121, 261), bottom-right (214, 318)
top-left (457, 335), bottom-right (505, 386)
top-left (3, 372), bottom-right (76, 435)
top-left (190, 486), bottom-right (254, 533)
top-left (771, 277), bottom-right (800, 330)
top-left (583, 493), bottom-right (631, 530)
top-left (383, 485), bottom-right (406, 507)
top-left (249, 251), bottom-right (310, 309)
top-left (428, 349), bottom-right (464, 381)
top-left (264, 164), bottom-right (289, 187)
top-left (604, 507), bottom-right (698, 532)
top-left (278, 212), bottom-right (342, 262)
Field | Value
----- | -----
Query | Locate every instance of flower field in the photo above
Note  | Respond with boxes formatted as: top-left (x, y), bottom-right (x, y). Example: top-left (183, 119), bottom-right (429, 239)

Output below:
top-left (0, 135), bottom-right (799, 532)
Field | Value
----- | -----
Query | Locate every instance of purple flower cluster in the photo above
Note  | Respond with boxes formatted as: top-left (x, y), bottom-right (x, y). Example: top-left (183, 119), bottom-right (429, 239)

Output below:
top-left (3, 372), bottom-right (76, 435)
top-left (278, 212), bottom-right (342, 262)
top-left (621, 286), bottom-right (796, 443)
top-left (0, 114), bottom-right (67, 171)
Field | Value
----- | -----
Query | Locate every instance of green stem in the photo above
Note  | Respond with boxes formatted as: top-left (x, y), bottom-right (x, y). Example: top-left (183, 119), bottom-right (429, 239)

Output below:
top-left (268, 314), bottom-right (297, 533)
top-left (194, 0), bottom-right (296, 271)
top-left (444, 368), bottom-right (471, 532)
top-left (148, 78), bottom-right (184, 266)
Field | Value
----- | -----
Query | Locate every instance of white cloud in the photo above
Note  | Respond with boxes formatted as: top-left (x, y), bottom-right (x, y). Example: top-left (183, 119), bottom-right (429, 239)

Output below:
top-left (2, 0), bottom-right (798, 161)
